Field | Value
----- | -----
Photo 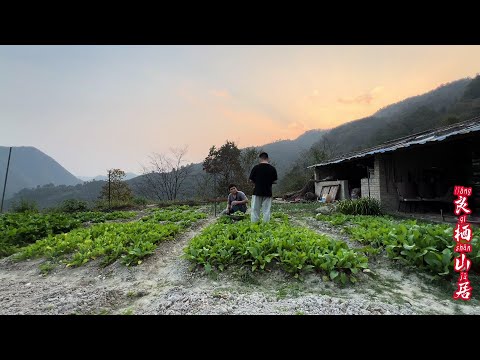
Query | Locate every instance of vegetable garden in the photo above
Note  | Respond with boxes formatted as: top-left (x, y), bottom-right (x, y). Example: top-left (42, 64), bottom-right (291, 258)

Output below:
top-left (1, 206), bottom-right (207, 268)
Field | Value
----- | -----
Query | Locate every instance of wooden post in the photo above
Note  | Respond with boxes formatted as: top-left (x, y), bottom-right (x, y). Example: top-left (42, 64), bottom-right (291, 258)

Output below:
top-left (367, 166), bottom-right (371, 198)
top-left (214, 173), bottom-right (217, 216)
top-left (0, 147), bottom-right (12, 213)
top-left (108, 170), bottom-right (111, 210)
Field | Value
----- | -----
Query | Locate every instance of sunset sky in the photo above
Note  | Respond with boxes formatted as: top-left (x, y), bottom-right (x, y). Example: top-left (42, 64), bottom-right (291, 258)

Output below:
top-left (1, 45), bottom-right (480, 176)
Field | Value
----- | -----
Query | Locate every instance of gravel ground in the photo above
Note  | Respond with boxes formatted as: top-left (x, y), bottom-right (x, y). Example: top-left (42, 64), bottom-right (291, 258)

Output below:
top-left (134, 285), bottom-right (416, 315)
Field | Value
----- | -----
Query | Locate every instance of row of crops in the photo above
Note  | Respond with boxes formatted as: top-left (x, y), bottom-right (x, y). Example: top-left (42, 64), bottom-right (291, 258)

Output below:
top-left (3, 203), bottom-right (476, 280)
top-left (184, 210), bottom-right (480, 280)
top-left (184, 213), bottom-right (369, 283)
top-left (0, 206), bottom-right (207, 268)
top-left (0, 211), bottom-right (138, 257)
top-left (316, 214), bottom-right (480, 276)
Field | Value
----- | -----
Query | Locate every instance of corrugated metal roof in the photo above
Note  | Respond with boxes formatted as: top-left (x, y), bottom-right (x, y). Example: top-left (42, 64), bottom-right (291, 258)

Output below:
top-left (308, 116), bottom-right (480, 168)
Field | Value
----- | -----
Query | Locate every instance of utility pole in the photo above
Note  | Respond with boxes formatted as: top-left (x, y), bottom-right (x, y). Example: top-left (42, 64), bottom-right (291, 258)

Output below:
top-left (214, 173), bottom-right (217, 216)
top-left (108, 170), bottom-right (111, 210)
top-left (0, 147), bottom-right (12, 213)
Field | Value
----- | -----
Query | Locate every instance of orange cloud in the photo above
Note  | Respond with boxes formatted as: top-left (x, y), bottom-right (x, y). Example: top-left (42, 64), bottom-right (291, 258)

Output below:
top-left (177, 84), bottom-right (310, 147)
top-left (216, 104), bottom-right (306, 146)
top-left (338, 86), bottom-right (383, 105)
top-left (287, 120), bottom-right (306, 131)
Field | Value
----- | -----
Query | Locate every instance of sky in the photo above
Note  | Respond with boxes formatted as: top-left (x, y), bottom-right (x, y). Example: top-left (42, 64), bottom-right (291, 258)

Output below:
top-left (1, 45), bottom-right (480, 176)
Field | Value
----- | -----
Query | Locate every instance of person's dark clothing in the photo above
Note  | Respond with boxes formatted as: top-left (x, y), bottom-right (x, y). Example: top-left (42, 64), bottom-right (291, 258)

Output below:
top-left (249, 163), bottom-right (278, 197)
top-left (229, 204), bottom-right (247, 214)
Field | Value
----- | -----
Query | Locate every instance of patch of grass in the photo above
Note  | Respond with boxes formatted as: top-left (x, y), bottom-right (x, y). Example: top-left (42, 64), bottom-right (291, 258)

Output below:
top-left (276, 283), bottom-right (303, 300)
top-left (208, 270), bottom-right (219, 281)
top-left (411, 291), bottom-right (424, 300)
top-left (39, 261), bottom-right (56, 275)
top-left (83, 309), bottom-right (111, 315)
top-left (212, 290), bottom-right (229, 299)
top-left (380, 278), bottom-right (400, 291)
top-left (276, 288), bottom-right (288, 300)
top-left (453, 303), bottom-right (464, 315)
top-left (0, 242), bottom-right (19, 258)
top-left (336, 197), bottom-right (382, 216)
top-left (97, 309), bottom-right (111, 315)
top-left (367, 281), bottom-right (385, 295)
top-left (122, 308), bottom-right (134, 315)
top-left (294, 310), bottom-right (305, 315)
top-left (426, 274), bottom-right (480, 306)
top-left (272, 203), bottom-right (319, 216)
top-left (389, 292), bottom-right (410, 305)
top-left (316, 213), bottom-right (351, 226)
top-left (239, 268), bottom-right (260, 286)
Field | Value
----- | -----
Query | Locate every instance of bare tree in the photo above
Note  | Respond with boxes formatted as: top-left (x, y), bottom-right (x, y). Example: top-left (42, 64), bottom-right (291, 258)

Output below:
top-left (139, 146), bottom-right (192, 201)
top-left (192, 171), bottom-right (214, 200)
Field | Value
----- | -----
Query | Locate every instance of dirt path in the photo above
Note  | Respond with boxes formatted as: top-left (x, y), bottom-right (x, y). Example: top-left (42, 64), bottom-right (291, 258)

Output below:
top-left (1, 213), bottom-right (479, 315)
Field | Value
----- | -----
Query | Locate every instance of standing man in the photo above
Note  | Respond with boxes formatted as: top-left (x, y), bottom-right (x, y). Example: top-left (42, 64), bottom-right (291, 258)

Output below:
top-left (249, 152), bottom-right (278, 223)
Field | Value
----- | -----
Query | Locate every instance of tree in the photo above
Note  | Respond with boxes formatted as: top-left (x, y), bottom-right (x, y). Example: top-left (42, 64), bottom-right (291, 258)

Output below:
top-left (203, 141), bottom-right (243, 196)
top-left (442, 116), bottom-right (461, 126)
top-left (200, 141), bottom-right (283, 198)
top-left (100, 169), bottom-right (133, 204)
top-left (139, 146), bottom-right (192, 201)
top-left (462, 75), bottom-right (480, 100)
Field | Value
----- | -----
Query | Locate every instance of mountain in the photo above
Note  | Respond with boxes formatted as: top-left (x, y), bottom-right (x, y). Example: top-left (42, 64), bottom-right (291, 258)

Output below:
top-left (77, 176), bottom-right (100, 181)
top-left (0, 146), bottom-right (82, 200)
top-left (8, 75), bottom-right (480, 208)
top-left (78, 172), bottom-right (138, 182)
top-left (374, 78), bottom-right (470, 119)
top-left (311, 78), bottom-right (475, 158)
top-left (256, 129), bottom-right (326, 177)
top-left (276, 76), bottom-right (480, 192)
top-left (5, 181), bottom-right (106, 210)
top-left (125, 130), bottom-right (326, 202)
top-left (4, 131), bottom-right (325, 209)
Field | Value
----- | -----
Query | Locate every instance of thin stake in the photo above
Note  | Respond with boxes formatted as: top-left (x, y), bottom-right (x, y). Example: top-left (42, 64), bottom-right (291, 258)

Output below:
top-left (1, 147), bottom-right (13, 213)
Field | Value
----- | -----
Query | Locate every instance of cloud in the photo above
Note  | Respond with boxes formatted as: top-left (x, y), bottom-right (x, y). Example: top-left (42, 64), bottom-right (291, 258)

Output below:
top-left (338, 86), bottom-right (383, 105)
top-left (306, 89), bottom-right (322, 103)
top-left (216, 104), bottom-right (307, 146)
top-left (176, 84), bottom-right (307, 146)
top-left (287, 120), bottom-right (306, 131)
